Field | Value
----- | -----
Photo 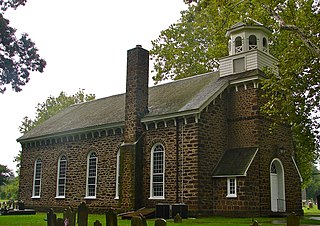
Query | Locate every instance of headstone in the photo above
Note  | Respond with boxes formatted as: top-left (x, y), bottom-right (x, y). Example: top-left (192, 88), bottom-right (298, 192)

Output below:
top-left (154, 218), bottom-right (166, 226)
top-left (47, 208), bottom-right (57, 226)
top-left (94, 220), bottom-right (102, 226)
top-left (250, 220), bottom-right (259, 226)
top-left (131, 216), bottom-right (142, 226)
top-left (18, 200), bottom-right (25, 210)
top-left (63, 207), bottom-right (76, 226)
top-left (287, 212), bottom-right (300, 226)
top-left (78, 202), bottom-right (89, 226)
top-left (173, 213), bottom-right (182, 223)
top-left (106, 209), bottom-right (118, 226)
top-left (56, 218), bottom-right (64, 226)
top-left (139, 213), bottom-right (147, 226)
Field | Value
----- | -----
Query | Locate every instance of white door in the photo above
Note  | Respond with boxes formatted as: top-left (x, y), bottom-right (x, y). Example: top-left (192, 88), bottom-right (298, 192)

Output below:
top-left (270, 159), bottom-right (286, 212)
top-left (270, 173), bottom-right (278, 212)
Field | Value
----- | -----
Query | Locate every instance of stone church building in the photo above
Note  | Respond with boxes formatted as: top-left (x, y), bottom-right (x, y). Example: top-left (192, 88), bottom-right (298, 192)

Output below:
top-left (18, 23), bottom-right (303, 216)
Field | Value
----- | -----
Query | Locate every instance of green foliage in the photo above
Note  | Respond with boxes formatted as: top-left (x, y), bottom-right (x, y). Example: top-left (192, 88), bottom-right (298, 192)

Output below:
top-left (306, 165), bottom-right (320, 200)
top-left (15, 89), bottom-right (95, 175)
top-left (0, 164), bottom-right (13, 186)
top-left (0, 0), bottom-right (46, 93)
top-left (0, 176), bottom-right (18, 200)
top-left (151, 0), bottom-right (320, 186)
top-left (19, 89), bottom-right (95, 134)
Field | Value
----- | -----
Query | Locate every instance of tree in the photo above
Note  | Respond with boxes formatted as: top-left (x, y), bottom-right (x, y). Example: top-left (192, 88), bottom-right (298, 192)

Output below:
top-left (0, 164), bottom-right (13, 186)
top-left (19, 89), bottom-right (95, 134)
top-left (14, 89), bottom-right (95, 174)
top-left (306, 165), bottom-right (320, 201)
top-left (0, 0), bottom-right (46, 93)
top-left (151, 0), bottom-right (320, 186)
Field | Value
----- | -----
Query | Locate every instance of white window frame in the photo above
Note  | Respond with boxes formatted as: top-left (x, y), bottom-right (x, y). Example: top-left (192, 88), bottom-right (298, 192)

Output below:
top-left (85, 151), bottom-right (97, 199)
top-left (227, 177), bottom-right (237, 198)
top-left (115, 149), bottom-right (120, 199)
top-left (235, 36), bottom-right (243, 53)
top-left (149, 143), bottom-right (165, 199)
top-left (56, 155), bottom-right (67, 198)
top-left (32, 158), bottom-right (42, 198)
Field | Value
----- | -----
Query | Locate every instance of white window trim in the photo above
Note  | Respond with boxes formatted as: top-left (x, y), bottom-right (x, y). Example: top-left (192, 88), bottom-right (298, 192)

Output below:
top-left (149, 143), bottom-right (165, 199)
top-left (85, 151), bottom-right (98, 199)
top-left (32, 158), bottom-right (42, 198)
top-left (227, 177), bottom-right (237, 198)
top-left (55, 155), bottom-right (67, 199)
top-left (115, 149), bottom-right (120, 200)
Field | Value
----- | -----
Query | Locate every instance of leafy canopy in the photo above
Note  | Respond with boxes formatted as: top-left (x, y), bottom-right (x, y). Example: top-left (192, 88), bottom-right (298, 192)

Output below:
top-left (19, 89), bottom-right (96, 134)
top-left (0, 0), bottom-right (46, 93)
top-left (0, 164), bottom-right (13, 186)
top-left (15, 89), bottom-right (95, 175)
top-left (151, 0), bottom-right (320, 185)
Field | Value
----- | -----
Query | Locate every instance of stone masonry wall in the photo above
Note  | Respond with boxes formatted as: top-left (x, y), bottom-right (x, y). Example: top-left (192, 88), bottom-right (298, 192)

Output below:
top-left (19, 133), bottom-right (123, 212)
top-left (197, 93), bottom-right (227, 215)
top-left (212, 82), bottom-right (302, 216)
top-left (144, 118), bottom-right (200, 212)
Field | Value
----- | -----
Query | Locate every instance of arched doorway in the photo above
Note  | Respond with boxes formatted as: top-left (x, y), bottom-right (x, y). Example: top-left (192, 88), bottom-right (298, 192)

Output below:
top-left (270, 159), bottom-right (286, 212)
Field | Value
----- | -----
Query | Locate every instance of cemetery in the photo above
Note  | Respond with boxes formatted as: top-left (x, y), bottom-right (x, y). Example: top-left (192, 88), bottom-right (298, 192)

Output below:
top-left (1, 201), bottom-right (320, 225)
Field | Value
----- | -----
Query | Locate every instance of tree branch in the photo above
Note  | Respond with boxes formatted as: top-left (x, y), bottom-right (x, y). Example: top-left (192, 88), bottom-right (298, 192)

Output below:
top-left (264, 4), bottom-right (320, 58)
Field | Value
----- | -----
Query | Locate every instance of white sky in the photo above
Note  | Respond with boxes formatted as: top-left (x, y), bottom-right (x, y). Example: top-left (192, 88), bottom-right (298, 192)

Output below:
top-left (0, 0), bottom-right (188, 173)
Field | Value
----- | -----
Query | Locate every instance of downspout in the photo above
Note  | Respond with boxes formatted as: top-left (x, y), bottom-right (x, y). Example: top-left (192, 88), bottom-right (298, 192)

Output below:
top-left (175, 117), bottom-right (179, 203)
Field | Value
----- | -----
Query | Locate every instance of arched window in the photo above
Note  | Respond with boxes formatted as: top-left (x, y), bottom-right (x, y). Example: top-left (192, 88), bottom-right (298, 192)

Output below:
top-left (86, 151), bottom-right (97, 198)
top-left (263, 37), bottom-right (268, 52)
top-left (56, 155), bottom-right (67, 198)
top-left (32, 158), bottom-right (42, 198)
top-left (249, 35), bottom-right (257, 50)
top-left (115, 149), bottom-right (120, 199)
top-left (235, 36), bottom-right (243, 53)
top-left (270, 159), bottom-right (286, 212)
top-left (150, 143), bottom-right (165, 199)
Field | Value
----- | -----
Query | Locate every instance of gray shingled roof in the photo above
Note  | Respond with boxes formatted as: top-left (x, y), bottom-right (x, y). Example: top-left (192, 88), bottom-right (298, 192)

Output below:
top-left (18, 69), bottom-right (261, 142)
top-left (212, 147), bottom-right (258, 177)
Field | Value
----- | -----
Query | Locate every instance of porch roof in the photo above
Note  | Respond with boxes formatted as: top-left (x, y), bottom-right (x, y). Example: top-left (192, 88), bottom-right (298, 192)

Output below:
top-left (212, 147), bottom-right (258, 177)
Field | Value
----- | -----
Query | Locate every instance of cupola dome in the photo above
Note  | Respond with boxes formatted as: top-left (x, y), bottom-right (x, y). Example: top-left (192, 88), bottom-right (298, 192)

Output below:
top-left (220, 22), bottom-right (278, 77)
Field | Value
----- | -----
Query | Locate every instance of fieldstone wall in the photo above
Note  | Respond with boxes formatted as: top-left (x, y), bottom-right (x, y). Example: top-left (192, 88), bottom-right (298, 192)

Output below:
top-left (144, 118), bottom-right (200, 211)
top-left (19, 134), bottom-right (123, 212)
top-left (211, 81), bottom-right (302, 217)
top-left (197, 93), bottom-right (228, 215)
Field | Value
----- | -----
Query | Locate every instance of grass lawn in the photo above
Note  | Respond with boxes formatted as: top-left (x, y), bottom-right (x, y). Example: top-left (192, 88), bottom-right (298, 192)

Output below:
top-left (0, 207), bottom-right (320, 226)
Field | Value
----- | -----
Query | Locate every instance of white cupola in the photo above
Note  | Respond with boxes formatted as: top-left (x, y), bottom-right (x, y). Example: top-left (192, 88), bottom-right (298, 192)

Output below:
top-left (220, 22), bottom-right (278, 77)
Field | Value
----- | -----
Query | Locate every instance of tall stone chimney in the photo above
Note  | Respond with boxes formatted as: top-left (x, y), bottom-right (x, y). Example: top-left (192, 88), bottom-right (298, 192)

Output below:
top-left (119, 45), bottom-right (149, 211)
top-left (124, 45), bottom-right (149, 142)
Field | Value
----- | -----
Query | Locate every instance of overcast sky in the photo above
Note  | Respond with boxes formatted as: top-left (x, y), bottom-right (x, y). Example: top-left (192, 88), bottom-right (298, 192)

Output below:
top-left (0, 0), bottom-right (188, 173)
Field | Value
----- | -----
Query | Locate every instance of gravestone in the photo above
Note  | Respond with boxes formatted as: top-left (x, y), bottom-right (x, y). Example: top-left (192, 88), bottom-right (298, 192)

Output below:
top-left (47, 208), bottom-right (57, 226)
top-left (78, 202), bottom-right (89, 226)
top-left (250, 220), bottom-right (259, 226)
top-left (64, 207), bottom-right (76, 226)
top-left (131, 216), bottom-right (142, 226)
top-left (56, 218), bottom-right (64, 226)
top-left (139, 213), bottom-right (147, 226)
top-left (173, 213), bottom-right (182, 223)
top-left (94, 220), bottom-right (102, 226)
top-left (106, 209), bottom-right (118, 226)
top-left (287, 212), bottom-right (300, 226)
top-left (154, 218), bottom-right (166, 226)
top-left (18, 200), bottom-right (25, 210)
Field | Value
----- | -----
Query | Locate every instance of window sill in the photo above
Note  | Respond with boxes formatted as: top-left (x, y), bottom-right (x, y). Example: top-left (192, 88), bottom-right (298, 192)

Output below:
top-left (31, 196), bottom-right (40, 199)
top-left (55, 196), bottom-right (65, 199)
top-left (114, 196), bottom-right (119, 200)
top-left (149, 197), bottom-right (165, 200)
top-left (226, 195), bottom-right (237, 198)
top-left (84, 196), bottom-right (96, 200)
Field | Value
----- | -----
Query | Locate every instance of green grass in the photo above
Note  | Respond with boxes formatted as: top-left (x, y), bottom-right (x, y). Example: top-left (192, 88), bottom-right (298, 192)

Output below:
top-left (0, 209), bottom-right (320, 226)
